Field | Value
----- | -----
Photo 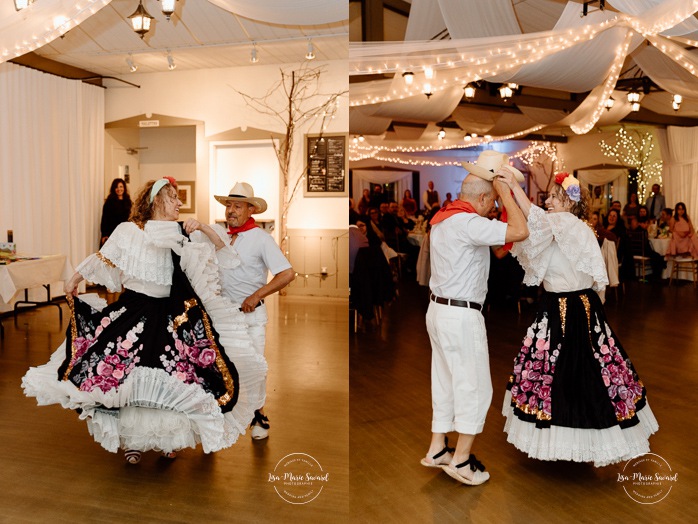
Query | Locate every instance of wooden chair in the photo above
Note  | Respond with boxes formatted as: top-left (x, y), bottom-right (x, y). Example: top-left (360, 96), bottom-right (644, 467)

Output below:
top-left (627, 229), bottom-right (652, 282)
top-left (669, 256), bottom-right (698, 287)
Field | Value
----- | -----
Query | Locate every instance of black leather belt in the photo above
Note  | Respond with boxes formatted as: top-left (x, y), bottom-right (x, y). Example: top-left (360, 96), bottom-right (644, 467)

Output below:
top-left (430, 293), bottom-right (482, 311)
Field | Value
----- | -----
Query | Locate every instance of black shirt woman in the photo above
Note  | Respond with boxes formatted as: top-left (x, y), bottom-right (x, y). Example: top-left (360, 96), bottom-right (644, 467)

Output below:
top-left (100, 178), bottom-right (132, 247)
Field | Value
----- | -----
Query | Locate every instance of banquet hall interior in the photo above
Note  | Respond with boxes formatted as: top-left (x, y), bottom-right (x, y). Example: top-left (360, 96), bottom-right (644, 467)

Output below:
top-left (0, 1), bottom-right (348, 521)
top-left (349, 0), bottom-right (697, 522)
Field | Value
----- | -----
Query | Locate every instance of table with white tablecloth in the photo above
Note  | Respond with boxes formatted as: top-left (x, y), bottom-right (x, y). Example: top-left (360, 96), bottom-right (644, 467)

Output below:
top-left (0, 254), bottom-right (73, 327)
top-left (649, 238), bottom-right (694, 281)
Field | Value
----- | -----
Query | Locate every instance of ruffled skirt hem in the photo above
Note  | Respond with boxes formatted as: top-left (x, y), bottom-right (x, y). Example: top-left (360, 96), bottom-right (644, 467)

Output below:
top-left (22, 355), bottom-right (248, 454)
top-left (501, 390), bottom-right (659, 467)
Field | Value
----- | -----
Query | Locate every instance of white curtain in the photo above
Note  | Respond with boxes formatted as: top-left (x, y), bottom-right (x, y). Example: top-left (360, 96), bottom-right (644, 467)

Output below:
top-left (0, 62), bottom-right (104, 277)
top-left (577, 168), bottom-right (629, 206)
top-left (352, 169), bottom-right (412, 205)
top-left (656, 126), bottom-right (698, 216)
top-left (207, 0), bottom-right (347, 25)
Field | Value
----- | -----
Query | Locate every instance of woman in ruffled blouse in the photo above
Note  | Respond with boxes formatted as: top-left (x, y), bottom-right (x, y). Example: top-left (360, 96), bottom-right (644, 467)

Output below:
top-left (23, 178), bottom-right (265, 464)
top-left (499, 171), bottom-right (658, 467)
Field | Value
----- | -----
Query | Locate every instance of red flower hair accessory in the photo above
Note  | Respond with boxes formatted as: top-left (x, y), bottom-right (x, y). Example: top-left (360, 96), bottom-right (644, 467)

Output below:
top-left (554, 172), bottom-right (581, 202)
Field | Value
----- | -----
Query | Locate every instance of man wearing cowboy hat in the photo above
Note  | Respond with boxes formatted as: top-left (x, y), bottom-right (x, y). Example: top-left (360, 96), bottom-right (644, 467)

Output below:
top-left (421, 151), bottom-right (528, 486)
top-left (184, 181), bottom-right (295, 440)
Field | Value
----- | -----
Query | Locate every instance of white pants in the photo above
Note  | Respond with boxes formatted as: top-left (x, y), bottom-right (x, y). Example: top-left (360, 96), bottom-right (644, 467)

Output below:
top-left (426, 301), bottom-right (492, 435)
top-left (244, 304), bottom-right (268, 405)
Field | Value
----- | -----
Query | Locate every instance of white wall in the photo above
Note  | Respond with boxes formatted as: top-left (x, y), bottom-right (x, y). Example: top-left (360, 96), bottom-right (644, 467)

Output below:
top-left (105, 60), bottom-right (349, 231)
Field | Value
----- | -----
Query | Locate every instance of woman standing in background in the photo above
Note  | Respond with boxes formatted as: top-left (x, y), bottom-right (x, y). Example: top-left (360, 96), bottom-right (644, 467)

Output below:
top-left (100, 178), bottom-right (132, 247)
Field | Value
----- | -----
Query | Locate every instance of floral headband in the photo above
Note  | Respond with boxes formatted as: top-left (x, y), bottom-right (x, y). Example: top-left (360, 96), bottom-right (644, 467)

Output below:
top-left (554, 172), bottom-right (581, 202)
top-left (148, 176), bottom-right (178, 203)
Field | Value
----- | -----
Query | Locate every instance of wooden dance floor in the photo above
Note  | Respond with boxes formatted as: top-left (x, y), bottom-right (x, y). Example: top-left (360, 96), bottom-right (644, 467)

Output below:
top-left (0, 294), bottom-right (348, 523)
top-left (2, 279), bottom-right (697, 522)
top-left (351, 280), bottom-right (697, 523)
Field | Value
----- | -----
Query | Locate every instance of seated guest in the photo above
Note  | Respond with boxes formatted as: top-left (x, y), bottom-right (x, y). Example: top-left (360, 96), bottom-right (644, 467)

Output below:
top-left (357, 188), bottom-right (371, 216)
top-left (668, 202), bottom-right (698, 258)
top-left (442, 192), bottom-right (453, 207)
top-left (656, 208), bottom-right (674, 238)
top-left (368, 208), bottom-right (385, 243)
top-left (381, 200), bottom-right (404, 251)
top-left (401, 189), bottom-right (418, 216)
top-left (590, 211), bottom-right (617, 245)
top-left (606, 208), bottom-right (633, 281)
top-left (637, 205), bottom-right (652, 230)
top-left (350, 197), bottom-right (361, 224)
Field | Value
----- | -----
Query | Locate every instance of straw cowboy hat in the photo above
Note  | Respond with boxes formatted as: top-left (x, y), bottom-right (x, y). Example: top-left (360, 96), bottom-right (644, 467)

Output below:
top-left (461, 150), bottom-right (525, 183)
top-left (214, 182), bottom-right (268, 214)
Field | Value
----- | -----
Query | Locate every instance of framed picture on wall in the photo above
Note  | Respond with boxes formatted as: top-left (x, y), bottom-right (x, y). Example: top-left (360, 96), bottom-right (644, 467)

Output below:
top-left (178, 181), bottom-right (196, 213)
top-left (537, 191), bottom-right (548, 207)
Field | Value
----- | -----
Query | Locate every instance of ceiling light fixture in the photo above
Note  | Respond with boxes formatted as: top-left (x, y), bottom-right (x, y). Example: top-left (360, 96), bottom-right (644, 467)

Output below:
top-left (604, 97), bottom-right (615, 111)
top-left (250, 44), bottom-right (259, 64)
top-left (499, 84), bottom-right (513, 100)
top-left (423, 83), bottom-right (433, 99)
top-left (167, 51), bottom-right (176, 70)
top-left (402, 71), bottom-right (414, 85)
top-left (358, 135), bottom-right (365, 142)
top-left (128, 0), bottom-right (154, 39)
top-left (126, 54), bottom-right (138, 73)
top-left (672, 94), bottom-right (682, 111)
top-left (305, 40), bottom-right (315, 60)
top-left (424, 66), bottom-right (434, 80)
top-left (159, 0), bottom-right (177, 20)
top-left (438, 128), bottom-right (446, 140)
top-left (627, 90), bottom-right (640, 104)
top-left (14, 0), bottom-right (35, 10)
top-left (463, 84), bottom-right (476, 100)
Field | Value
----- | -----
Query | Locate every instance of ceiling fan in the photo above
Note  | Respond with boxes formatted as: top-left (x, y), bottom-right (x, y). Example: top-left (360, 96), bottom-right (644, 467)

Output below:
top-left (118, 146), bottom-right (149, 155)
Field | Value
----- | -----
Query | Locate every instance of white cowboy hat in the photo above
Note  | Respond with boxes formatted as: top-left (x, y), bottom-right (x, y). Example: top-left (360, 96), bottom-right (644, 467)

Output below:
top-left (461, 150), bottom-right (525, 183)
top-left (214, 182), bottom-right (268, 213)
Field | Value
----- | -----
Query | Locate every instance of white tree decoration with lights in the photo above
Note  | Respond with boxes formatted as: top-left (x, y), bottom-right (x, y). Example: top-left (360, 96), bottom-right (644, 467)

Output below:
top-left (235, 65), bottom-right (347, 266)
top-left (599, 127), bottom-right (662, 202)
top-left (513, 141), bottom-right (566, 194)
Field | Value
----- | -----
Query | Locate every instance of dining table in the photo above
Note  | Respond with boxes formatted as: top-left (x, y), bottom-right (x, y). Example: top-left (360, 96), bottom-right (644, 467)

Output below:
top-left (0, 254), bottom-right (73, 329)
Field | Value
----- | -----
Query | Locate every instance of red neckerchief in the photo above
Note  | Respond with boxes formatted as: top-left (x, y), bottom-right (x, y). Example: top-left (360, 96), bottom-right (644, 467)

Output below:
top-left (228, 217), bottom-right (258, 236)
top-left (430, 198), bottom-right (513, 251)
top-left (430, 200), bottom-right (477, 225)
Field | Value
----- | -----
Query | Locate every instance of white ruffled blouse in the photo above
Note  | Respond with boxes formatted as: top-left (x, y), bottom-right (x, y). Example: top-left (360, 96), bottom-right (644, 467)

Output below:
top-left (511, 206), bottom-right (609, 293)
top-left (77, 221), bottom-right (188, 297)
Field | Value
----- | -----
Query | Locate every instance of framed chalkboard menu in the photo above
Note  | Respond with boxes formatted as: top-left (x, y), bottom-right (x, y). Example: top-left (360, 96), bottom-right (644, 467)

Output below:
top-left (304, 133), bottom-right (348, 197)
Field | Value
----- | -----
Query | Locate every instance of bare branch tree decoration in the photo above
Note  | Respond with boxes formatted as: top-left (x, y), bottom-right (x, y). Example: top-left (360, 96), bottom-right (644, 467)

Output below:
top-left (600, 127), bottom-right (662, 202)
top-left (234, 64), bottom-right (347, 262)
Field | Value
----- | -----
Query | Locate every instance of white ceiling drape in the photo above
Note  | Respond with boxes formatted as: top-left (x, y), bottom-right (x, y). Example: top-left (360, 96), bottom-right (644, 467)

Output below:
top-left (0, 0), bottom-right (112, 65)
top-left (206, 0), bottom-right (347, 25)
top-left (350, 0), bottom-right (698, 157)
